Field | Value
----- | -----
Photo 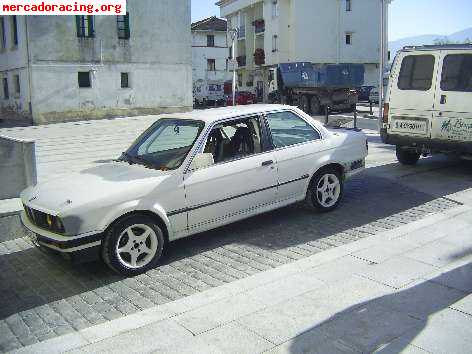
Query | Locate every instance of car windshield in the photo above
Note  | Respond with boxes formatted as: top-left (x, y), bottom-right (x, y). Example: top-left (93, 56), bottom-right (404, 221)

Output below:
top-left (122, 118), bottom-right (205, 170)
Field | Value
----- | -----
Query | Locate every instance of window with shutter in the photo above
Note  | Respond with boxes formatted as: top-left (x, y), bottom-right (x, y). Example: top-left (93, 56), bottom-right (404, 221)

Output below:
top-left (117, 13), bottom-right (130, 39)
top-left (76, 16), bottom-right (94, 38)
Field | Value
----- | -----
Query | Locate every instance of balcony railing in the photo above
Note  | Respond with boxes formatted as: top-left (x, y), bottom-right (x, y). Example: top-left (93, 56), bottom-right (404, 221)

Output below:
top-left (236, 56), bottom-right (247, 67)
top-left (253, 19), bottom-right (265, 34)
top-left (238, 26), bottom-right (246, 39)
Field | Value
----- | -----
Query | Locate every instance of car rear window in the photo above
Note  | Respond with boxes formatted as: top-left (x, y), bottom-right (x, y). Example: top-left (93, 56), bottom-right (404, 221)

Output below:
top-left (440, 54), bottom-right (472, 92)
top-left (397, 55), bottom-right (435, 91)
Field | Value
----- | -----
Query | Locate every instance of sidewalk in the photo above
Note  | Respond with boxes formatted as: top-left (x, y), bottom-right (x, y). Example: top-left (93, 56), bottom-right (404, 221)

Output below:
top-left (15, 202), bottom-right (472, 354)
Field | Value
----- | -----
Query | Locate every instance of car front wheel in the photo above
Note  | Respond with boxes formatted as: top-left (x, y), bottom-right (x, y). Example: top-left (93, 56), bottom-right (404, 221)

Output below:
top-left (305, 168), bottom-right (344, 212)
top-left (102, 215), bottom-right (165, 276)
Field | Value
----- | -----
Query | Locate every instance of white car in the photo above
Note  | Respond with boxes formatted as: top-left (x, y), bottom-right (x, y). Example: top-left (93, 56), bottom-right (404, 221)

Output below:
top-left (20, 105), bottom-right (368, 275)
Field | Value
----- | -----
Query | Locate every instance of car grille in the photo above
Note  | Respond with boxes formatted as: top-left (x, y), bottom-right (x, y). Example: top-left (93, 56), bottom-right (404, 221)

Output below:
top-left (23, 204), bottom-right (64, 233)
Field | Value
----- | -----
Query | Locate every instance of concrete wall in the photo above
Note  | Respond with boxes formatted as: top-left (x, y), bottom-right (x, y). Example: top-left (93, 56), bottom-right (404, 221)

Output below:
top-left (0, 135), bottom-right (36, 199)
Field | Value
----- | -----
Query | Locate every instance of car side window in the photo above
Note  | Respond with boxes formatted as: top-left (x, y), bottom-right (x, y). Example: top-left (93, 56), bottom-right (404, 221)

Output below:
top-left (265, 111), bottom-right (321, 148)
top-left (440, 54), bottom-right (472, 92)
top-left (203, 116), bottom-right (263, 164)
top-left (397, 55), bottom-right (435, 91)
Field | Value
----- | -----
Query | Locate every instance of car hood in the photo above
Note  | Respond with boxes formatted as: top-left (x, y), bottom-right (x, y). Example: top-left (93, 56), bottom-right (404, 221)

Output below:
top-left (21, 162), bottom-right (170, 215)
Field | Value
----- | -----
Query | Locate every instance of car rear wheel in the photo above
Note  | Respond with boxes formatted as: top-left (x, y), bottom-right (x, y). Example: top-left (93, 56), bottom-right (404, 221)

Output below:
top-left (396, 146), bottom-right (420, 165)
top-left (305, 168), bottom-right (344, 212)
top-left (102, 215), bottom-right (165, 276)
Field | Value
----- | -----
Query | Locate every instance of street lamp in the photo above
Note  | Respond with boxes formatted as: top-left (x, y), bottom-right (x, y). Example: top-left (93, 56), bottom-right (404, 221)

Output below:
top-left (229, 28), bottom-right (238, 106)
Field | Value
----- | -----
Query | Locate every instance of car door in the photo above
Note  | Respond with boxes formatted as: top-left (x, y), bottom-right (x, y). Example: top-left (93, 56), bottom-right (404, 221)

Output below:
top-left (387, 52), bottom-right (439, 139)
top-left (431, 50), bottom-right (472, 143)
top-left (264, 110), bottom-right (328, 203)
top-left (183, 115), bottom-right (278, 234)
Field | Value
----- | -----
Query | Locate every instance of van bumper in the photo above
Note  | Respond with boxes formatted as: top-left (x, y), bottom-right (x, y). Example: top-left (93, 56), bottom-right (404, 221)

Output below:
top-left (381, 130), bottom-right (472, 154)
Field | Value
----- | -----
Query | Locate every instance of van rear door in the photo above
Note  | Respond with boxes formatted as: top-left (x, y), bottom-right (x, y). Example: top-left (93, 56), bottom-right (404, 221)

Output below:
top-left (387, 52), bottom-right (439, 139)
top-left (432, 51), bottom-right (472, 143)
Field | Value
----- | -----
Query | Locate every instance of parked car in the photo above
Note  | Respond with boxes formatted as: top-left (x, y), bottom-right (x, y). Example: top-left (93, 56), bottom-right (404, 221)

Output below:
top-left (381, 44), bottom-right (472, 165)
top-left (357, 86), bottom-right (375, 102)
top-left (21, 105), bottom-right (368, 275)
top-left (226, 91), bottom-right (255, 106)
top-left (369, 87), bottom-right (379, 104)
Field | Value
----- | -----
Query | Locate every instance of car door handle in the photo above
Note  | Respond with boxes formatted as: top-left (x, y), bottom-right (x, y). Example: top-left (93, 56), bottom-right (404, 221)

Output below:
top-left (440, 95), bottom-right (447, 104)
top-left (261, 160), bottom-right (274, 166)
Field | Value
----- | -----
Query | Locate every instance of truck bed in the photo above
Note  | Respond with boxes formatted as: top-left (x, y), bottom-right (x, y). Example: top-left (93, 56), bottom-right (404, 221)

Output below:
top-left (279, 62), bottom-right (364, 89)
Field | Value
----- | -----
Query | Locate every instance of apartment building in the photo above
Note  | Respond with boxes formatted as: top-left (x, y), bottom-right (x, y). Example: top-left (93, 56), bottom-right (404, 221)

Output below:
top-left (192, 17), bottom-right (231, 93)
top-left (0, 0), bottom-right (192, 125)
top-left (217, 0), bottom-right (389, 101)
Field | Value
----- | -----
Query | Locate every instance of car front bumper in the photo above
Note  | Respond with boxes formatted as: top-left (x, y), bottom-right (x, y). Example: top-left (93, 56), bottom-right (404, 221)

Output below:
top-left (20, 211), bottom-right (103, 254)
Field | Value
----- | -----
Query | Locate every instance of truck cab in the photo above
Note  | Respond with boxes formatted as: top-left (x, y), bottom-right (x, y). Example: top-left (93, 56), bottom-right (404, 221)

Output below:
top-left (381, 45), bottom-right (472, 164)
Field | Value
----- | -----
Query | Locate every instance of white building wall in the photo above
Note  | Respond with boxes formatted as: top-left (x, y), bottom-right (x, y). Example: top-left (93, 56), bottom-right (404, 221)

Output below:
top-left (192, 30), bottom-right (230, 85)
top-left (0, 16), bottom-right (31, 120)
top-left (219, 0), bottom-right (388, 91)
top-left (2, 0), bottom-right (192, 124)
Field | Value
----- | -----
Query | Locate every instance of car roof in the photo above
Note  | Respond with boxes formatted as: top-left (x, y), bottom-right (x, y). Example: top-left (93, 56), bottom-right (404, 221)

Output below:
top-left (401, 44), bottom-right (472, 52)
top-left (159, 104), bottom-right (295, 124)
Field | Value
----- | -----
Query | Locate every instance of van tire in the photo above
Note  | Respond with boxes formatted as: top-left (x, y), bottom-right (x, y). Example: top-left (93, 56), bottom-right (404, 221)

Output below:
top-left (396, 146), bottom-right (420, 165)
top-left (310, 96), bottom-right (322, 115)
top-left (299, 95), bottom-right (311, 114)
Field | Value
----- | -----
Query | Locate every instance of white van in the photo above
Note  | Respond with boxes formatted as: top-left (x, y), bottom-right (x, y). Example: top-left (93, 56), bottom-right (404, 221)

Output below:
top-left (381, 45), bottom-right (472, 165)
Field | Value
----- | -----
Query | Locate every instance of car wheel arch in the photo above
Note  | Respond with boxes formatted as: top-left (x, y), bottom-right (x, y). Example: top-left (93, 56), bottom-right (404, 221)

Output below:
top-left (308, 163), bottom-right (345, 189)
top-left (102, 210), bottom-right (170, 246)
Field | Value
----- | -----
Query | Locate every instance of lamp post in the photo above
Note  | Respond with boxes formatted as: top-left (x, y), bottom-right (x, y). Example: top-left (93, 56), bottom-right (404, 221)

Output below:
top-left (378, 0), bottom-right (385, 127)
top-left (229, 28), bottom-right (238, 106)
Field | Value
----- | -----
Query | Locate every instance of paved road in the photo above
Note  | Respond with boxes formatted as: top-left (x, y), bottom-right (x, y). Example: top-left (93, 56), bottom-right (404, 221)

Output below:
top-left (0, 114), bottom-right (471, 352)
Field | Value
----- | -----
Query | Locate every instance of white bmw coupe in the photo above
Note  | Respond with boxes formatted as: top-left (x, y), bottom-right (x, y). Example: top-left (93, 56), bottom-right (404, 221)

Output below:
top-left (21, 105), bottom-right (367, 275)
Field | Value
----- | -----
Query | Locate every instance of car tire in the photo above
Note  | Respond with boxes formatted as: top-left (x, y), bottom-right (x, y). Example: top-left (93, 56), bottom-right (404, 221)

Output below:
top-left (102, 215), bottom-right (165, 276)
top-left (310, 96), bottom-right (321, 115)
top-left (305, 168), bottom-right (344, 212)
top-left (299, 95), bottom-right (311, 114)
top-left (396, 146), bottom-right (420, 165)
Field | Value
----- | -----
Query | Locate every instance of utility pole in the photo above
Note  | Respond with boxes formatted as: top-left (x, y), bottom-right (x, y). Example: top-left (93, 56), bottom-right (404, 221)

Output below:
top-left (229, 28), bottom-right (238, 106)
top-left (378, 0), bottom-right (385, 128)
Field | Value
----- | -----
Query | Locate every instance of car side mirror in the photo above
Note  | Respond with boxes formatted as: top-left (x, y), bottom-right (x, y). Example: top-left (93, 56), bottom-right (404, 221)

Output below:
top-left (189, 153), bottom-right (214, 171)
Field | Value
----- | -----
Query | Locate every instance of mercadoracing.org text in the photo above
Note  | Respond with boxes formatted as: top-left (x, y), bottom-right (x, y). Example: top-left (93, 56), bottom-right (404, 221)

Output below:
top-left (1, 0), bottom-right (126, 15)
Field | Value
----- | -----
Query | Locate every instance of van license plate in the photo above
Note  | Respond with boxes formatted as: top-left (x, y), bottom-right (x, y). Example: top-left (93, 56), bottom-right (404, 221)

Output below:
top-left (393, 120), bottom-right (428, 134)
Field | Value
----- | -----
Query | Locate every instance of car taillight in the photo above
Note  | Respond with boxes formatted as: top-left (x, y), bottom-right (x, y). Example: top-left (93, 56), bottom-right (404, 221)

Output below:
top-left (383, 103), bottom-right (389, 124)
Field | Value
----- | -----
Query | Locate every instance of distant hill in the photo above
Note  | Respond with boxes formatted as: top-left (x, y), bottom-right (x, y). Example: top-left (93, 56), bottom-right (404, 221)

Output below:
top-left (389, 28), bottom-right (472, 56)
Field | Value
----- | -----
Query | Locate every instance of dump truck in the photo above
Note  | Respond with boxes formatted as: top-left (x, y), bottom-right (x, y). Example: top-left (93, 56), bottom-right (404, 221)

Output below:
top-left (268, 62), bottom-right (365, 114)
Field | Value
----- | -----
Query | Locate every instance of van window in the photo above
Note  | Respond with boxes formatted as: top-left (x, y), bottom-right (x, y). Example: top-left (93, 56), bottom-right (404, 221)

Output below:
top-left (397, 55), bottom-right (435, 91)
top-left (440, 54), bottom-right (472, 92)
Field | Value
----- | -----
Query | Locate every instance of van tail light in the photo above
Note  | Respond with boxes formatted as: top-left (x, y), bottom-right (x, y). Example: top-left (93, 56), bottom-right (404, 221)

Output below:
top-left (382, 103), bottom-right (389, 124)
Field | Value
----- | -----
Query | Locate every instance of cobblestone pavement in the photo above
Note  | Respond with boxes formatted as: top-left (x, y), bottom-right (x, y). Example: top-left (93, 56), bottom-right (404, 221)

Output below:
top-left (0, 167), bottom-right (465, 352)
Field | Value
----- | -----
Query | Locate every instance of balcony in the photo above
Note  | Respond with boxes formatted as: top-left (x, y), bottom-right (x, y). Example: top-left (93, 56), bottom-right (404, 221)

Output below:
top-left (236, 56), bottom-right (247, 67)
top-left (254, 49), bottom-right (265, 66)
top-left (253, 19), bottom-right (265, 34)
top-left (238, 26), bottom-right (246, 39)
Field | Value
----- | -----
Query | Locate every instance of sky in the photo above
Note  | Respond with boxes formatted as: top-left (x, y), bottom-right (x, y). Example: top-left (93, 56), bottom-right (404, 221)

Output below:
top-left (191, 0), bottom-right (472, 41)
